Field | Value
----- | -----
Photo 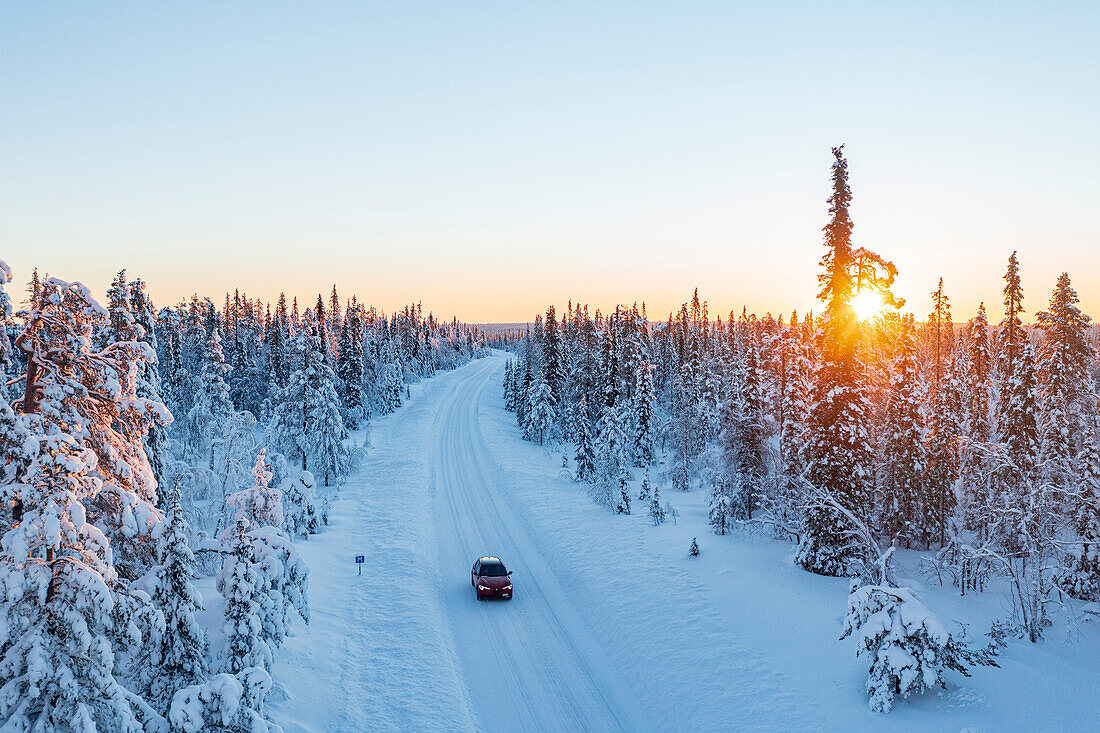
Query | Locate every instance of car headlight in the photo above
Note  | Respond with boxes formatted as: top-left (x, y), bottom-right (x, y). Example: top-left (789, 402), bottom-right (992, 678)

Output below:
top-left (478, 584), bottom-right (490, 591)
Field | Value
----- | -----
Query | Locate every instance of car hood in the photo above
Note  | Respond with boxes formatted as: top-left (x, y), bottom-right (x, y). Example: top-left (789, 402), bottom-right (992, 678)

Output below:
top-left (478, 575), bottom-right (511, 589)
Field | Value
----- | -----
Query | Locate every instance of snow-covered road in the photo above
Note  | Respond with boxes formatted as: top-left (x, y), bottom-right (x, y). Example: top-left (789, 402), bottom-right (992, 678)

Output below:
top-left (271, 352), bottom-right (1100, 732)
top-left (430, 358), bottom-right (646, 732)
top-left (269, 354), bottom-right (646, 732)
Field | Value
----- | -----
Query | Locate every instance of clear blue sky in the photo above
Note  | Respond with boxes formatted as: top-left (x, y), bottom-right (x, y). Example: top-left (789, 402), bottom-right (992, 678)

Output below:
top-left (1, 1), bottom-right (1097, 322)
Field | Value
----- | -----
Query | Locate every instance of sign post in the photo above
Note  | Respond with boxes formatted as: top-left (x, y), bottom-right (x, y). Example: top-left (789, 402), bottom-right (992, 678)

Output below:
top-left (355, 555), bottom-right (365, 576)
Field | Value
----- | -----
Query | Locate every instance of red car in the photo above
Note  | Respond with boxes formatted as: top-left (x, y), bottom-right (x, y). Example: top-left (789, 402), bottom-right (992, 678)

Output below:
top-left (471, 556), bottom-right (513, 600)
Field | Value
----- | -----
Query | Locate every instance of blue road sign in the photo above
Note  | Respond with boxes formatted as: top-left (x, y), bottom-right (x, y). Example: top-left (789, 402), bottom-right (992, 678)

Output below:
top-left (355, 555), bottom-right (365, 564)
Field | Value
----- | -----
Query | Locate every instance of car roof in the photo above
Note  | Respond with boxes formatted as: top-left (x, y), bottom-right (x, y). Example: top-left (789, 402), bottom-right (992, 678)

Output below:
top-left (478, 556), bottom-right (502, 563)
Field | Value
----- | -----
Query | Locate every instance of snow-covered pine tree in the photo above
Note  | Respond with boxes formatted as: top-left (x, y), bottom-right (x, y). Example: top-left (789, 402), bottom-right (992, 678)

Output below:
top-left (842, 583), bottom-right (996, 713)
top-left (147, 488), bottom-right (208, 715)
top-left (0, 434), bottom-right (154, 732)
top-left (376, 348), bottom-right (405, 416)
top-left (13, 276), bottom-right (169, 576)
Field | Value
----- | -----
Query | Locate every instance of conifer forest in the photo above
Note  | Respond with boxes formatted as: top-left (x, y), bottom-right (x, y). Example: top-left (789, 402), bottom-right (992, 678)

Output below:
top-left (4, 3), bottom-right (1099, 730)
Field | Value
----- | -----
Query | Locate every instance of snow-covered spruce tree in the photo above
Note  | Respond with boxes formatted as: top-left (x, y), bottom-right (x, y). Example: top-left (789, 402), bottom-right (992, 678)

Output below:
top-left (573, 394), bottom-right (597, 483)
top-left (631, 360), bottom-right (656, 467)
top-left (637, 467), bottom-right (652, 502)
top-left (188, 327), bottom-right (235, 470)
top-left (147, 488), bottom-right (208, 715)
top-left (841, 582), bottom-right (996, 713)
top-left (721, 339), bottom-right (769, 521)
top-left (708, 473), bottom-right (735, 535)
top-left (336, 306), bottom-right (365, 429)
top-left (1036, 272), bottom-right (1094, 490)
top-left (524, 377), bottom-right (555, 446)
top-left (375, 354), bottom-right (405, 416)
top-left (220, 452), bottom-right (309, 660)
top-left (876, 315), bottom-right (927, 548)
top-left (964, 302), bottom-right (994, 442)
top-left (245, 525), bottom-right (310, 659)
top-left (168, 667), bottom-right (281, 733)
top-left (100, 270), bottom-right (173, 500)
top-left (995, 251), bottom-right (1028, 406)
top-left (542, 305), bottom-right (564, 424)
top-left (797, 146), bottom-right (897, 577)
top-left (665, 368), bottom-right (698, 493)
top-left (649, 480), bottom-right (665, 525)
top-left (594, 403), bottom-right (629, 509)
top-left (0, 434), bottom-right (157, 732)
top-left (305, 366), bottom-right (349, 489)
top-left (926, 277), bottom-right (953, 393)
top-left (224, 451), bottom-right (284, 535)
top-left (502, 360), bottom-right (516, 412)
top-left (514, 354), bottom-right (532, 428)
top-left (0, 398), bottom-right (34, 525)
top-left (128, 277), bottom-right (172, 499)
top-left (1061, 423), bottom-right (1100, 600)
top-left (0, 259), bottom-right (14, 391)
top-left (997, 341), bottom-right (1040, 477)
top-left (960, 304), bottom-right (997, 538)
top-left (616, 475), bottom-right (631, 515)
top-left (763, 316), bottom-right (813, 539)
top-left (270, 315), bottom-right (349, 486)
top-left (218, 520), bottom-right (271, 675)
top-left (924, 349), bottom-right (963, 547)
top-left (280, 466), bottom-right (320, 539)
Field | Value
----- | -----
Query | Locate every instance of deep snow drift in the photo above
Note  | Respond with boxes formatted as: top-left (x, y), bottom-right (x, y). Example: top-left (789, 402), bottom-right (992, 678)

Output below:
top-left (270, 353), bottom-right (1100, 732)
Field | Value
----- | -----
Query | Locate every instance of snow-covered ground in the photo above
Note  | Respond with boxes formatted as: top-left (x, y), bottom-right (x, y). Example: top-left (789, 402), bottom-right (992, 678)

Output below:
top-left (270, 352), bottom-right (1100, 732)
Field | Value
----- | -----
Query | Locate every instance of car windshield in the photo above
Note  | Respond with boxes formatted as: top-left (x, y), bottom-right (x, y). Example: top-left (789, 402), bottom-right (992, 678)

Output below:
top-left (480, 562), bottom-right (508, 577)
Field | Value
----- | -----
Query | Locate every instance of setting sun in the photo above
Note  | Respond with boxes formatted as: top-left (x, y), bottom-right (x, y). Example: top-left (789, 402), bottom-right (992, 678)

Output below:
top-left (851, 290), bottom-right (886, 321)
